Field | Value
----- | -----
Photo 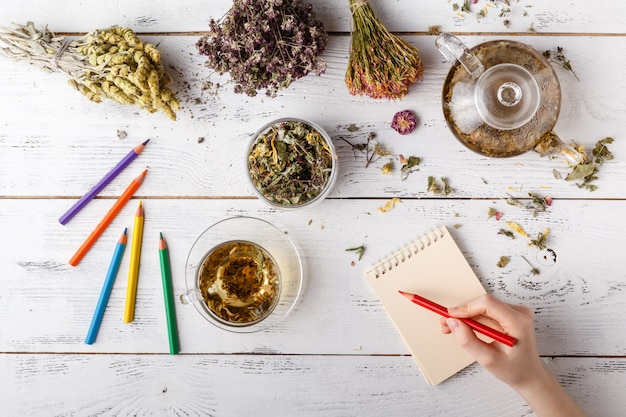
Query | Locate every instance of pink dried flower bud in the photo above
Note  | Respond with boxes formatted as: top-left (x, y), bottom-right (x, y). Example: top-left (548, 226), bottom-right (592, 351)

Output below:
top-left (391, 110), bottom-right (417, 135)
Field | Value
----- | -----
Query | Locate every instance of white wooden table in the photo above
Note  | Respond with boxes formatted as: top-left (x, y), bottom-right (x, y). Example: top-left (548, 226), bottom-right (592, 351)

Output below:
top-left (1, 1), bottom-right (625, 415)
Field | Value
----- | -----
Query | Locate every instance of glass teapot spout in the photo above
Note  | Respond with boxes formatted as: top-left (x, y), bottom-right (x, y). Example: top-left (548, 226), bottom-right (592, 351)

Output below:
top-left (436, 33), bottom-right (484, 80)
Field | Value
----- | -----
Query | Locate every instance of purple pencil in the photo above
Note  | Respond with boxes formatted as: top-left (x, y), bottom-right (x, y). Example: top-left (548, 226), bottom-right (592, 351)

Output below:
top-left (59, 139), bottom-right (149, 225)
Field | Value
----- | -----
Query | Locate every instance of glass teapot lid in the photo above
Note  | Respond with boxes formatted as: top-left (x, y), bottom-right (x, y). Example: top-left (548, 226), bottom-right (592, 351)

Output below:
top-left (436, 33), bottom-right (561, 157)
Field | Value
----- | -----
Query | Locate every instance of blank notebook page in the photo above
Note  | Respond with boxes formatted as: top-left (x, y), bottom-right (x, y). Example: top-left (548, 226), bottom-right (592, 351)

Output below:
top-left (365, 226), bottom-right (487, 386)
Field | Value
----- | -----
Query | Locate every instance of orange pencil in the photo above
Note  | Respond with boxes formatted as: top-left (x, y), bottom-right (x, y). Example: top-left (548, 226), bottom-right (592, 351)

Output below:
top-left (69, 169), bottom-right (148, 267)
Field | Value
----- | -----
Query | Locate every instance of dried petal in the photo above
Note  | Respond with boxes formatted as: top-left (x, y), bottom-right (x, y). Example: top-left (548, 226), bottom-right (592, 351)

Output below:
top-left (377, 197), bottom-right (402, 213)
top-left (505, 221), bottom-right (529, 238)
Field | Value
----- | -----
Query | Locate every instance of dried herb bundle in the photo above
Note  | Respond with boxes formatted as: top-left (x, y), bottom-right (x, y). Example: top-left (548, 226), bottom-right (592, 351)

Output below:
top-left (248, 120), bottom-right (334, 206)
top-left (0, 22), bottom-right (179, 120)
top-left (196, 0), bottom-right (328, 97)
top-left (346, 0), bottom-right (424, 99)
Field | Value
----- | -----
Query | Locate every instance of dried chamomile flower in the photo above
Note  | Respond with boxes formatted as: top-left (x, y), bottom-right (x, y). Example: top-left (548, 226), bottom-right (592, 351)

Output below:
top-left (391, 110), bottom-right (418, 135)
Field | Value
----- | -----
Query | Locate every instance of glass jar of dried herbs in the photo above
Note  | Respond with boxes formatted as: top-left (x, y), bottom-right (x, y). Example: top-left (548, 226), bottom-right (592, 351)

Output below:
top-left (247, 118), bottom-right (337, 209)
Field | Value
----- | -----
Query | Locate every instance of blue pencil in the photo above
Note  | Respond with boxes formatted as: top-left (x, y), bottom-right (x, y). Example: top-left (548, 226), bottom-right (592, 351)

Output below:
top-left (85, 228), bottom-right (128, 345)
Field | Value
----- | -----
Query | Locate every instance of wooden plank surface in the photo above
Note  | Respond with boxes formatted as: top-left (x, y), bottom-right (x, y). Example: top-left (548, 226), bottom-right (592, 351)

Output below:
top-left (1, 0), bottom-right (624, 416)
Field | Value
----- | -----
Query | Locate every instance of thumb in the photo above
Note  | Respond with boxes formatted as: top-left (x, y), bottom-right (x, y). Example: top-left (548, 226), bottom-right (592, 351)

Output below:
top-left (446, 318), bottom-right (497, 364)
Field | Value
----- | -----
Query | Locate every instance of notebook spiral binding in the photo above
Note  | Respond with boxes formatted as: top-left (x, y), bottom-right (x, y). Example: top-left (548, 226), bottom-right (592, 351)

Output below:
top-left (365, 226), bottom-right (445, 279)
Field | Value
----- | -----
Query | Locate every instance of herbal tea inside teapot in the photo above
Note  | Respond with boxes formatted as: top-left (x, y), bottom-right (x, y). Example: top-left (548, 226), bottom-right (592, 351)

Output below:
top-left (436, 33), bottom-right (582, 164)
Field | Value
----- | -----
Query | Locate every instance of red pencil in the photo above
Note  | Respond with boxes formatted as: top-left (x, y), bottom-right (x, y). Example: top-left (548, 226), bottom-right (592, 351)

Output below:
top-left (69, 169), bottom-right (148, 267)
top-left (398, 290), bottom-right (517, 347)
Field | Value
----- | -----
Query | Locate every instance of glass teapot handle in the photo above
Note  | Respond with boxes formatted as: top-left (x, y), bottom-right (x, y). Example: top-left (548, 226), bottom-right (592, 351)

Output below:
top-left (436, 33), bottom-right (485, 80)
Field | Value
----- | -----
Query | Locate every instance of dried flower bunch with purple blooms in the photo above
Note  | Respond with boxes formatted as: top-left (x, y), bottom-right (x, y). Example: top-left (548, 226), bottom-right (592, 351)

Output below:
top-left (196, 0), bottom-right (328, 97)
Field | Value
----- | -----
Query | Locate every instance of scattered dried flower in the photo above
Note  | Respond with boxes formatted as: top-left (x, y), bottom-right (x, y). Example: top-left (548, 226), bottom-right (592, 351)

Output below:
top-left (391, 110), bottom-right (418, 135)
top-left (497, 256), bottom-right (510, 268)
top-left (345, 245), bottom-right (365, 261)
top-left (505, 221), bottom-right (529, 238)
top-left (399, 154), bottom-right (421, 181)
top-left (498, 229), bottom-right (515, 239)
top-left (381, 160), bottom-right (394, 175)
top-left (488, 207), bottom-right (503, 220)
top-left (346, 0), bottom-right (423, 99)
top-left (196, 0), bottom-right (328, 97)
top-left (378, 197), bottom-right (402, 213)
top-left (564, 137), bottom-right (614, 191)
top-left (543, 47), bottom-right (579, 81)
top-left (522, 256), bottom-right (540, 275)
top-left (427, 176), bottom-right (454, 195)
top-left (529, 228), bottom-right (550, 250)
top-left (428, 25), bottom-right (442, 35)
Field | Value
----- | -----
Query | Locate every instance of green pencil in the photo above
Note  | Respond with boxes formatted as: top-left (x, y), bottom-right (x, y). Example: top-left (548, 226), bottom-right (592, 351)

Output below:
top-left (159, 232), bottom-right (180, 354)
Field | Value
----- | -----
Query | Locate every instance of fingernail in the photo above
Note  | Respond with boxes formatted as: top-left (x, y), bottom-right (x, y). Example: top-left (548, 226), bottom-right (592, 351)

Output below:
top-left (446, 318), bottom-right (459, 331)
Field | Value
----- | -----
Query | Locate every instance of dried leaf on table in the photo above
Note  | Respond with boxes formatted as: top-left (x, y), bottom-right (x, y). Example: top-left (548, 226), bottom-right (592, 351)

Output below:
top-left (377, 197), bottom-right (402, 213)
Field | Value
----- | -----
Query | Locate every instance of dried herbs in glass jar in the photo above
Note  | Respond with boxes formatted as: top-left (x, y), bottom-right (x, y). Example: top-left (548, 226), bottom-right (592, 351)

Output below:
top-left (247, 119), bottom-right (336, 208)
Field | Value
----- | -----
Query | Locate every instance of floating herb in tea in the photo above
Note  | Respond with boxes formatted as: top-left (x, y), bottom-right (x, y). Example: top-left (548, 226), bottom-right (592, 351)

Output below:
top-left (198, 241), bottom-right (280, 325)
top-left (248, 120), bottom-right (333, 207)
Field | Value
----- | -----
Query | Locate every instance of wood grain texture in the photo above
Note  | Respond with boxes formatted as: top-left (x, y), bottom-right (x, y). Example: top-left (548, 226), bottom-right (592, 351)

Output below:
top-left (0, 354), bottom-right (623, 417)
top-left (1, 0), bottom-right (624, 415)
top-left (1, 35), bottom-right (625, 198)
top-left (1, 199), bottom-right (624, 356)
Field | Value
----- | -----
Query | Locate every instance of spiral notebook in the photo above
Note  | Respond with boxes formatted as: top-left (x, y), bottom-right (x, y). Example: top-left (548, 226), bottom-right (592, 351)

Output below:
top-left (364, 225), bottom-right (486, 386)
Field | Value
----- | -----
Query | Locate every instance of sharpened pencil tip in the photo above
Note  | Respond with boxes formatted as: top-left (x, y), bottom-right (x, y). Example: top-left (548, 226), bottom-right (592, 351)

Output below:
top-left (160, 232), bottom-right (163, 239)
top-left (398, 290), bottom-right (413, 300)
top-left (142, 139), bottom-right (150, 146)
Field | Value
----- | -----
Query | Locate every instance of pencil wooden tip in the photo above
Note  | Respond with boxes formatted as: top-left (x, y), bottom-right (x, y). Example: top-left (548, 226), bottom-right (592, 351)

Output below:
top-left (398, 290), bottom-right (412, 300)
top-left (135, 200), bottom-right (144, 216)
top-left (159, 233), bottom-right (167, 250)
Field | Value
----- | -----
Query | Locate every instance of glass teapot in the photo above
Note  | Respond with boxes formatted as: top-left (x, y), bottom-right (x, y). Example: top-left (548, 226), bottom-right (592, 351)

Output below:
top-left (435, 33), bottom-right (582, 164)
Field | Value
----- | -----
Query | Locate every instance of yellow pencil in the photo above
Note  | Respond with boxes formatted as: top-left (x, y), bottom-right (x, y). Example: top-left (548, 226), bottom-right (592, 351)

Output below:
top-left (124, 200), bottom-right (144, 323)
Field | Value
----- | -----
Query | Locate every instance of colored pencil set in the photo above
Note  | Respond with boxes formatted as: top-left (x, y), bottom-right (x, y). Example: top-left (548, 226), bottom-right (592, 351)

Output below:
top-left (61, 140), bottom-right (179, 354)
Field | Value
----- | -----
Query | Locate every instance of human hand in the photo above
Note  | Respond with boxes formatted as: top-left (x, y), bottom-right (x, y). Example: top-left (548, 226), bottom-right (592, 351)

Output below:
top-left (440, 294), bottom-right (587, 417)
top-left (439, 294), bottom-right (544, 390)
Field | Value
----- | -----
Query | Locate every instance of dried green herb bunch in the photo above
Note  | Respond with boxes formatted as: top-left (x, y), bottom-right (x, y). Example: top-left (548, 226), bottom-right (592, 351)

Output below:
top-left (346, 0), bottom-right (424, 99)
top-left (0, 22), bottom-right (180, 120)
top-left (196, 0), bottom-right (328, 97)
